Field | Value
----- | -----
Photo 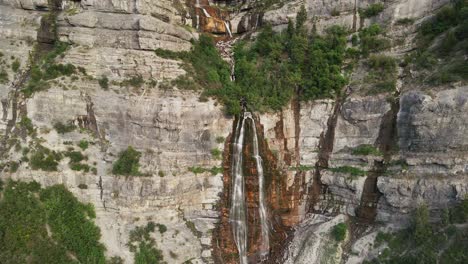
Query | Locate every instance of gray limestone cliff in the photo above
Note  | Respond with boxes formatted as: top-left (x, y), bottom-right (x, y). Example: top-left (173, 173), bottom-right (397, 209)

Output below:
top-left (0, 0), bottom-right (466, 263)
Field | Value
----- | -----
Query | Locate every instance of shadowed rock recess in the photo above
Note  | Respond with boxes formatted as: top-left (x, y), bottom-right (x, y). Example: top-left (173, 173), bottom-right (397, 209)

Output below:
top-left (0, 0), bottom-right (467, 263)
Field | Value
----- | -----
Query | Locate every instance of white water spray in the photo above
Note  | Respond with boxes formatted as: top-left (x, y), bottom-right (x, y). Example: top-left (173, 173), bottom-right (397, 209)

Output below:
top-left (230, 112), bottom-right (270, 264)
top-left (230, 114), bottom-right (248, 264)
top-left (249, 115), bottom-right (270, 258)
top-left (224, 21), bottom-right (233, 38)
top-left (201, 8), bottom-right (211, 18)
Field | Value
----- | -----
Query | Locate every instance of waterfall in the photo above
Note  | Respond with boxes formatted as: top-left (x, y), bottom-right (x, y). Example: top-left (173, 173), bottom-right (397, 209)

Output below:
top-left (202, 8), bottom-right (211, 18)
top-left (248, 114), bottom-right (270, 258)
top-left (230, 113), bottom-right (248, 264)
top-left (224, 21), bottom-right (233, 38)
top-left (230, 112), bottom-right (270, 264)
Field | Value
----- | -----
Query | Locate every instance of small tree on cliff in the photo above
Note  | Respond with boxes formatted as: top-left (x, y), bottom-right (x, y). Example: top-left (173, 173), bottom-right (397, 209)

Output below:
top-left (112, 146), bottom-right (141, 176)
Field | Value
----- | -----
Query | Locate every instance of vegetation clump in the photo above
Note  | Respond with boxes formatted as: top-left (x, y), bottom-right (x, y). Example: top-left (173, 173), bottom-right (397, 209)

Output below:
top-left (366, 201), bottom-right (468, 263)
top-left (359, 3), bottom-right (385, 18)
top-left (158, 6), bottom-right (349, 114)
top-left (29, 145), bottom-right (62, 171)
top-left (329, 166), bottom-right (367, 177)
top-left (0, 181), bottom-right (106, 263)
top-left (351, 144), bottom-right (383, 156)
top-left (53, 121), bottom-right (76, 134)
top-left (112, 146), bottom-right (142, 176)
top-left (98, 75), bottom-right (109, 90)
top-left (332, 223), bottom-right (347, 241)
top-left (406, 0), bottom-right (468, 85)
top-left (127, 222), bottom-right (164, 264)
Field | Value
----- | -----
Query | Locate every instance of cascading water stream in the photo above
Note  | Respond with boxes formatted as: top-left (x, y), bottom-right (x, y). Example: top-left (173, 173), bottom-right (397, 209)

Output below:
top-left (248, 115), bottom-right (270, 258)
top-left (230, 114), bottom-right (248, 264)
top-left (230, 112), bottom-right (270, 264)
top-left (224, 21), bottom-right (233, 38)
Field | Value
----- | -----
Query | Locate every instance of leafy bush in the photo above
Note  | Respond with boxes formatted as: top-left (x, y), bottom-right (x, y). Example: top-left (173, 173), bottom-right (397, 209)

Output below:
top-left (53, 121), bottom-right (76, 134)
top-left (64, 150), bottom-right (86, 163)
top-left (332, 223), bottom-right (347, 241)
top-left (211, 148), bottom-right (222, 159)
top-left (29, 146), bottom-right (62, 171)
top-left (127, 222), bottom-right (164, 264)
top-left (112, 146), bottom-right (141, 176)
top-left (19, 116), bottom-right (34, 134)
top-left (122, 75), bottom-right (144, 88)
top-left (216, 136), bottom-right (225, 143)
top-left (359, 3), bottom-right (385, 18)
top-left (0, 181), bottom-right (106, 263)
top-left (40, 185), bottom-right (105, 263)
top-left (366, 55), bottom-right (397, 94)
top-left (78, 139), bottom-right (89, 150)
top-left (78, 183), bottom-right (88, 189)
top-left (359, 24), bottom-right (391, 56)
top-left (0, 69), bottom-right (8, 84)
top-left (396, 18), bottom-right (415, 25)
top-left (98, 75), bottom-right (109, 90)
top-left (11, 59), bottom-right (20, 72)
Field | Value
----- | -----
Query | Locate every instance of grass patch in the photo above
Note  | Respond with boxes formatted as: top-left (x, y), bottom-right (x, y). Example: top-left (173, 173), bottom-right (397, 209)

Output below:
top-left (329, 166), bottom-right (367, 177)
top-left (351, 144), bottom-right (383, 156)
top-left (112, 146), bottom-right (141, 176)
top-left (188, 166), bottom-right (223, 175)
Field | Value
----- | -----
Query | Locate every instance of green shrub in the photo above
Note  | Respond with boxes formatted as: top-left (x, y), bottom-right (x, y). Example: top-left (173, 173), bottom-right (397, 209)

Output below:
top-left (70, 163), bottom-right (91, 172)
top-left (0, 181), bottom-right (106, 263)
top-left (359, 3), bottom-right (385, 18)
top-left (11, 59), bottom-right (20, 72)
top-left (331, 8), bottom-right (340, 17)
top-left (64, 150), bottom-right (86, 163)
top-left (98, 75), bottom-right (109, 90)
top-left (0, 69), bottom-right (8, 84)
top-left (330, 166), bottom-right (367, 176)
top-left (412, 204), bottom-right (432, 245)
top-left (216, 136), bottom-right (225, 143)
top-left (332, 223), bottom-right (347, 241)
top-left (29, 146), bottom-right (62, 171)
top-left (158, 170), bottom-right (165, 177)
top-left (78, 183), bottom-right (88, 189)
top-left (157, 224), bottom-right (167, 234)
top-left (40, 185), bottom-right (105, 263)
top-left (112, 146), bottom-right (141, 176)
top-left (396, 18), bottom-right (415, 25)
top-left (19, 116), bottom-right (34, 134)
top-left (359, 24), bottom-right (391, 56)
top-left (8, 161), bottom-right (19, 172)
top-left (78, 139), bottom-right (89, 150)
top-left (188, 166), bottom-right (205, 174)
top-left (127, 222), bottom-right (164, 264)
top-left (53, 121), bottom-right (76, 134)
top-left (122, 75), bottom-right (144, 88)
top-left (211, 148), bottom-right (222, 159)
